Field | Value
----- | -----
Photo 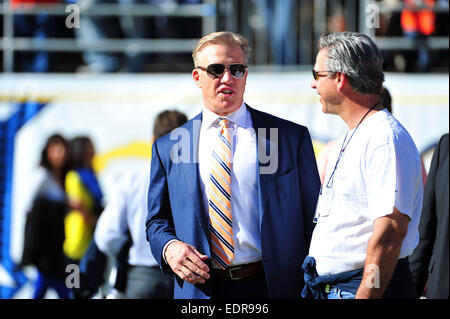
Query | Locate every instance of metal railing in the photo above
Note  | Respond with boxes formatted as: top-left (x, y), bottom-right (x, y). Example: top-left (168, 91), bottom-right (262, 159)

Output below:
top-left (361, 0), bottom-right (449, 50)
top-left (0, 1), bottom-right (217, 72)
top-left (216, 0), bottom-right (448, 69)
top-left (0, 0), bottom-right (448, 73)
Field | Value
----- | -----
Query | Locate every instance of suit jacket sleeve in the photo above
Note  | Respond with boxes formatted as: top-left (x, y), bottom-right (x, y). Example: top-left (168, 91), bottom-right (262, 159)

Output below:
top-left (298, 128), bottom-right (320, 248)
top-left (146, 139), bottom-right (178, 272)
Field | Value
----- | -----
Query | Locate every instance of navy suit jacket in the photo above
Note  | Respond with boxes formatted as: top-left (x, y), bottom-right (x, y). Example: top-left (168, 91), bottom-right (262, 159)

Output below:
top-left (146, 105), bottom-right (320, 299)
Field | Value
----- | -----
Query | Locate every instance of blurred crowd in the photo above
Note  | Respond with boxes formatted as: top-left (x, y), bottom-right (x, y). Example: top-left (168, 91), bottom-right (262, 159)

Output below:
top-left (8, 0), bottom-right (203, 72)
top-left (3, 0), bottom-right (449, 73)
top-left (377, 0), bottom-right (449, 72)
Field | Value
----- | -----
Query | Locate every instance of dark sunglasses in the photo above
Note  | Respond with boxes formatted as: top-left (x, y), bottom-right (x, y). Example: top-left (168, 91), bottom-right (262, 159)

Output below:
top-left (312, 69), bottom-right (334, 81)
top-left (195, 63), bottom-right (247, 79)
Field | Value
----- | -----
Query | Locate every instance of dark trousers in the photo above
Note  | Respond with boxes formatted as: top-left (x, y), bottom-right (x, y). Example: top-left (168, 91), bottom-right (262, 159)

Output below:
top-left (124, 266), bottom-right (173, 299)
top-left (382, 258), bottom-right (418, 299)
top-left (210, 271), bottom-right (269, 299)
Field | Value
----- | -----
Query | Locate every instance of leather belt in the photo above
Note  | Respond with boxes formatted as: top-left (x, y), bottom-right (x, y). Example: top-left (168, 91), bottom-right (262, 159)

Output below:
top-left (213, 261), bottom-right (264, 280)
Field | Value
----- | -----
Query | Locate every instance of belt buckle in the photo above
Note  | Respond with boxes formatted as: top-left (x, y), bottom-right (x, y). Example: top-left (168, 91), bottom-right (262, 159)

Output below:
top-left (228, 265), bottom-right (243, 280)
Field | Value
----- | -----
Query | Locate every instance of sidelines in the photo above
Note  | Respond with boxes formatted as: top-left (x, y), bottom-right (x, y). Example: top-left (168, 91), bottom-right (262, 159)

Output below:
top-left (0, 72), bottom-right (448, 298)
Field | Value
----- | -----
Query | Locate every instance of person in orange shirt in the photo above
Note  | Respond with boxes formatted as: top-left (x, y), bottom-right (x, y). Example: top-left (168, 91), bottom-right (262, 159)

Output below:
top-left (401, 0), bottom-right (436, 71)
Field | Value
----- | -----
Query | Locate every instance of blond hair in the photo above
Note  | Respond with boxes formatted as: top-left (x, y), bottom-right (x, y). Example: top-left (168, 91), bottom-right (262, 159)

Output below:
top-left (192, 31), bottom-right (251, 66)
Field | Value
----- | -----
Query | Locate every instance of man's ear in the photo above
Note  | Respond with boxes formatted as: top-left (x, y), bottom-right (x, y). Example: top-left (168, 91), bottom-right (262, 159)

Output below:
top-left (192, 69), bottom-right (202, 88)
top-left (335, 72), bottom-right (346, 91)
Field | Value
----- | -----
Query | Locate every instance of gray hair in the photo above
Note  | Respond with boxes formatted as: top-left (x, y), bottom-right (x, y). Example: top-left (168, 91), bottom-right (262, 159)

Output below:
top-left (319, 32), bottom-right (384, 95)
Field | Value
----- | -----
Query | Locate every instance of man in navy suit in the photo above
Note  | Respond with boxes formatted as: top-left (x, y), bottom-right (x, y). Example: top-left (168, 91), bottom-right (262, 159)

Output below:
top-left (146, 31), bottom-right (320, 299)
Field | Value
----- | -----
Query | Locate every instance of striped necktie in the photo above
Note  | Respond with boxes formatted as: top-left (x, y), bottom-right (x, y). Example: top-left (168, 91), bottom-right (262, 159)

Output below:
top-left (209, 118), bottom-right (234, 269)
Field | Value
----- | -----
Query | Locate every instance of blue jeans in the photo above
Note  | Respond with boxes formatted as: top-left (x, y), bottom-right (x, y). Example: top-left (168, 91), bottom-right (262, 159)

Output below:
top-left (253, 0), bottom-right (297, 65)
top-left (326, 287), bottom-right (355, 299)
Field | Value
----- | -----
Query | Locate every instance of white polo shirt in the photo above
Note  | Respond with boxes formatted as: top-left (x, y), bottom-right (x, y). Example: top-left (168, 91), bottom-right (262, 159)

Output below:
top-left (309, 109), bottom-right (423, 276)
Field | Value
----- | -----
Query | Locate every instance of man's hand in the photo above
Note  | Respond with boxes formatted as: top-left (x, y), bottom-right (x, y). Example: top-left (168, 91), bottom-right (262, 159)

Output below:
top-left (165, 241), bottom-right (210, 285)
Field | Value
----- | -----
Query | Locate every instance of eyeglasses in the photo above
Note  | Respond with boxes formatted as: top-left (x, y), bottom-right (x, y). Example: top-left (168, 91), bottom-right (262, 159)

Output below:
top-left (195, 63), bottom-right (248, 79)
top-left (312, 69), bottom-right (334, 81)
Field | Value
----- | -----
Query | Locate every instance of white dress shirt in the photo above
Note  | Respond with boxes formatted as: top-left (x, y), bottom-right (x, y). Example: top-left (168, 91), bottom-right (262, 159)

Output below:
top-left (95, 169), bottom-right (158, 267)
top-left (198, 102), bottom-right (262, 267)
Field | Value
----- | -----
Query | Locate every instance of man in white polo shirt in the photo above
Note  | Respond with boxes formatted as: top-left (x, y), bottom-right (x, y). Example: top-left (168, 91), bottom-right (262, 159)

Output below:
top-left (303, 32), bottom-right (423, 299)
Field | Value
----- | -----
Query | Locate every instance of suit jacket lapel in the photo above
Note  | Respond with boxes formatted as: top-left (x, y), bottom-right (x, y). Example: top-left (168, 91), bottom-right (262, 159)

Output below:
top-left (247, 105), bottom-right (273, 226)
top-left (180, 112), bottom-right (210, 240)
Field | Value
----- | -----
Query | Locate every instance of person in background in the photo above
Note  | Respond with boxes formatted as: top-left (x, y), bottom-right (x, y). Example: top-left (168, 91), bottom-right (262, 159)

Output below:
top-left (304, 32), bottom-right (423, 299)
top-left (409, 133), bottom-right (449, 299)
top-left (252, 0), bottom-right (297, 65)
top-left (94, 109), bottom-right (188, 298)
top-left (20, 134), bottom-right (70, 298)
top-left (63, 136), bottom-right (103, 264)
top-left (11, 0), bottom-right (61, 72)
top-left (74, 0), bottom-right (123, 73)
top-left (401, 0), bottom-right (436, 72)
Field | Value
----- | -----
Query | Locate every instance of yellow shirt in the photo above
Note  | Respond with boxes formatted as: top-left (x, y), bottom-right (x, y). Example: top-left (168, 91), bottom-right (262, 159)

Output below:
top-left (63, 170), bottom-right (95, 261)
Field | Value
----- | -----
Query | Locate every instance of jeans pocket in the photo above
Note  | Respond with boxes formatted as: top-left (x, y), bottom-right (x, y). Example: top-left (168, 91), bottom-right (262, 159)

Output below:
top-left (327, 287), bottom-right (355, 299)
top-left (338, 289), bottom-right (356, 299)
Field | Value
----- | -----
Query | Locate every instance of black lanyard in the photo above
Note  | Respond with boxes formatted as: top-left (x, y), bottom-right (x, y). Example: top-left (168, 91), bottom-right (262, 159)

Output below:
top-left (323, 102), bottom-right (381, 192)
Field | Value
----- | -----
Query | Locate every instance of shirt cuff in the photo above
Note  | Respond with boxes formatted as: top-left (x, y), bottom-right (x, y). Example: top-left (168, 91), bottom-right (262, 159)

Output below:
top-left (162, 239), bottom-right (180, 264)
